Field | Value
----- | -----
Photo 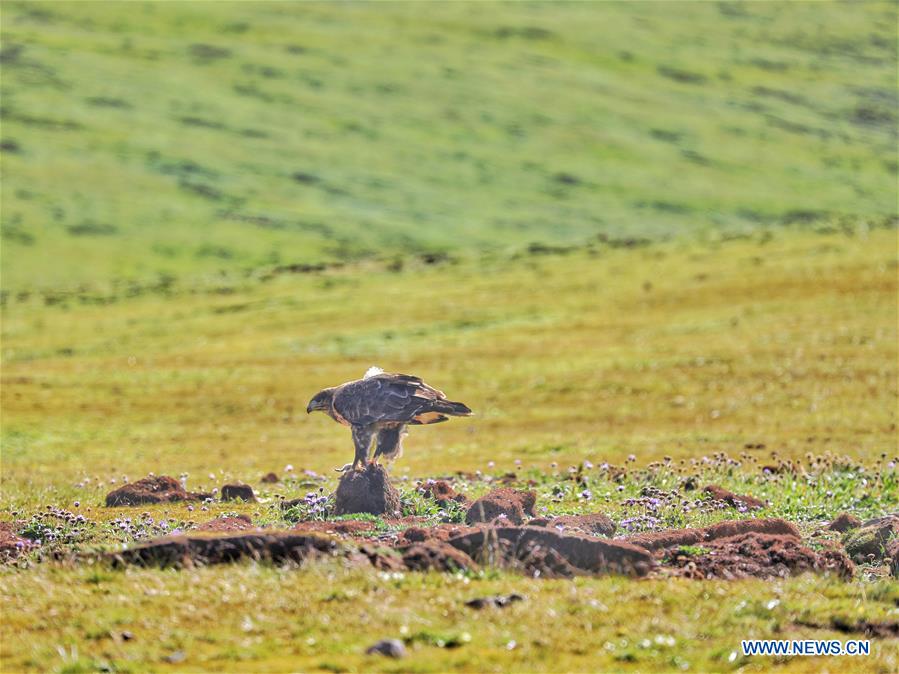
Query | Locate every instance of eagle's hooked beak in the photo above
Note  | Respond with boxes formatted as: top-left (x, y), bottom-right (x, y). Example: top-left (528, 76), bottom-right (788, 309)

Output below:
top-left (307, 398), bottom-right (325, 413)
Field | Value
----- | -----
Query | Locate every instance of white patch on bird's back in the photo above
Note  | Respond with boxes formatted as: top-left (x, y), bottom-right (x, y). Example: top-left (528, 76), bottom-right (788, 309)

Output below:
top-left (364, 366), bottom-right (384, 379)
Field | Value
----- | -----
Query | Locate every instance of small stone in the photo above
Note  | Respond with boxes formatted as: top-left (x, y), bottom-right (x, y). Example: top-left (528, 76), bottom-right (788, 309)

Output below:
top-left (163, 650), bottom-right (186, 664)
top-left (365, 639), bottom-right (406, 658)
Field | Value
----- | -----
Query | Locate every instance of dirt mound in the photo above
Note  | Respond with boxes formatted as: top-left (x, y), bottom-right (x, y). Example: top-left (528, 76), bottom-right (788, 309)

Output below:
top-left (260, 472), bottom-right (279, 483)
top-left (398, 524), bottom-right (479, 545)
top-left (827, 512), bottom-right (861, 533)
top-left (402, 540), bottom-right (479, 573)
top-left (421, 480), bottom-right (469, 507)
top-left (704, 485), bottom-right (765, 510)
top-left (666, 533), bottom-right (853, 580)
top-left (220, 483), bottom-right (256, 502)
top-left (529, 514), bottom-right (616, 537)
top-left (334, 464), bottom-right (401, 517)
top-left (105, 476), bottom-right (211, 507)
top-left (110, 531), bottom-right (342, 567)
top-left (626, 518), bottom-right (800, 552)
top-left (196, 515), bottom-right (255, 532)
top-left (0, 522), bottom-right (35, 560)
top-left (465, 488), bottom-right (537, 525)
top-left (843, 514), bottom-right (899, 562)
top-left (447, 525), bottom-right (653, 576)
top-left (293, 520), bottom-right (376, 536)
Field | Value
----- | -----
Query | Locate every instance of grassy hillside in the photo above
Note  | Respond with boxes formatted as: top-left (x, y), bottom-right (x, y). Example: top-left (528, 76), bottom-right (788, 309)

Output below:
top-left (1, 1), bottom-right (896, 290)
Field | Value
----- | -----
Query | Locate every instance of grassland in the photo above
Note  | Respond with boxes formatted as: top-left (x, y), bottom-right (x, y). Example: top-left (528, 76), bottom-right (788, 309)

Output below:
top-left (1, 227), bottom-right (897, 672)
top-left (2, 228), bottom-right (896, 495)
top-left (2, 1), bottom-right (898, 672)
top-left (1, 1), bottom-right (896, 290)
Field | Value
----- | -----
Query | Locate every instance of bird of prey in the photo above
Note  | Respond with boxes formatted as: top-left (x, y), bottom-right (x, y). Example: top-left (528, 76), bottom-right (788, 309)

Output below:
top-left (307, 367), bottom-right (472, 471)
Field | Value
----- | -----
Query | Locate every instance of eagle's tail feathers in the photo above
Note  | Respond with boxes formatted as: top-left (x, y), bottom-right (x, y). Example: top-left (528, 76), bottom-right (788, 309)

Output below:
top-left (434, 400), bottom-right (473, 416)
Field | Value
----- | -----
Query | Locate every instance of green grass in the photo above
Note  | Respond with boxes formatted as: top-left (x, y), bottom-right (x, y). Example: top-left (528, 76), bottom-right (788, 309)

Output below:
top-left (1, 228), bottom-right (897, 672)
top-left (1, 2), bottom-right (897, 671)
top-left (1, 1), bottom-right (896, 290)
top-left (2, 228), bottom-right (895, 490)
top-left (3, 563), bottom-right (897, 673)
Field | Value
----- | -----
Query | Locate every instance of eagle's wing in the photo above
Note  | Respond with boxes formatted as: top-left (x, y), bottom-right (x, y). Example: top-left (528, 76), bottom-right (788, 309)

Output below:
top-left (332, 373), bottom-right (462, 426)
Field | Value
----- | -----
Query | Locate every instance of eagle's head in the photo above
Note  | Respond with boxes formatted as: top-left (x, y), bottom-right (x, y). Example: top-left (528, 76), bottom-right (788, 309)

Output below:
top-left (306, 388), bottom-right (335, 414)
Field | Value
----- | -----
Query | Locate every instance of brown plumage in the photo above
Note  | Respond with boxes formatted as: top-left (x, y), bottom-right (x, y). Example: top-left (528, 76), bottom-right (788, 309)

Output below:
top-left (307, 367), bottom-right (472, 471)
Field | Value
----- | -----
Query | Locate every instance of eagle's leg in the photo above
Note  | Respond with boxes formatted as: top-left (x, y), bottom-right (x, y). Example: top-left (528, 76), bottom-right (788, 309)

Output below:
top-left (350, 425), bottom-right (375, 471)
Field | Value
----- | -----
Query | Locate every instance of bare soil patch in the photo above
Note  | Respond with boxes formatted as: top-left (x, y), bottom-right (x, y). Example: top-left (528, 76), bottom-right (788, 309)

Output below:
top-left (703, 485), bottom-right (765, 510)
top-left (196, 515), bottom-right (256, 532)
top-left (0, 521), bottom-right (35, 560)
top-left (293, 520), bottom-right (376, 536)
top-left (665, 533), bottom-right (853, 580)
top-left (420, 480), bottom-right (470, 507)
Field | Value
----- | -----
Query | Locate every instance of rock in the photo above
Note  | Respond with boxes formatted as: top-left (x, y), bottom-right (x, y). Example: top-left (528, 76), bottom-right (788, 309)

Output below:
top-left (0, 522), bottom-right (35, 560)
top-left (109, 532), bottom-right (341, 567)
top-left (260, 472), bottom-right (279, 484)
top-left (889, 540), bottom-right (899, 578)
top-left (704, 485), bottom-right (765, 510)
top-left (401, 541), bottom-right (479, 573)
top-left (105, 476), bottom-right (211, 507)
top-left (421, 480), bottom-right (469, 507)
top-left (365, 639), bottom-right (406, 658)
top-left (195, 515), bottom-right (254, 532)
top-left (666, 533), bottom-right (854, 580)
top-left (220, 483), bottom-right (256, 502)
top-left (465, 488), bottom-right (537, 525)
top-left (529, 513), bottom-right (616, 537)
top-left (827, 512), bottom-right (862, 533)
top-left (334, 464), bottom-right (401, 517)
top-left (843, 514), bottom-right (899, 562)
top-left (626, 518), bottom-right (800, 552)
top-left (465, 593), bottom-right (525, 609)
top-left (448, 525), bottom-right (653, 576)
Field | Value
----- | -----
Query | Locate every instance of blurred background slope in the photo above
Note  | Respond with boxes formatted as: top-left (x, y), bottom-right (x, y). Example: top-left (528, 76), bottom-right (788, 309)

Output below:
top-left (1, 1), bottom-right (895, 291)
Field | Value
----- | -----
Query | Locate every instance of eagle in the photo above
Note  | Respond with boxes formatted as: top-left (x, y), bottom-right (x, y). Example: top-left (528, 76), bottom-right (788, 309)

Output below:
top-left (307, 367), bottom-right (472, 471)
